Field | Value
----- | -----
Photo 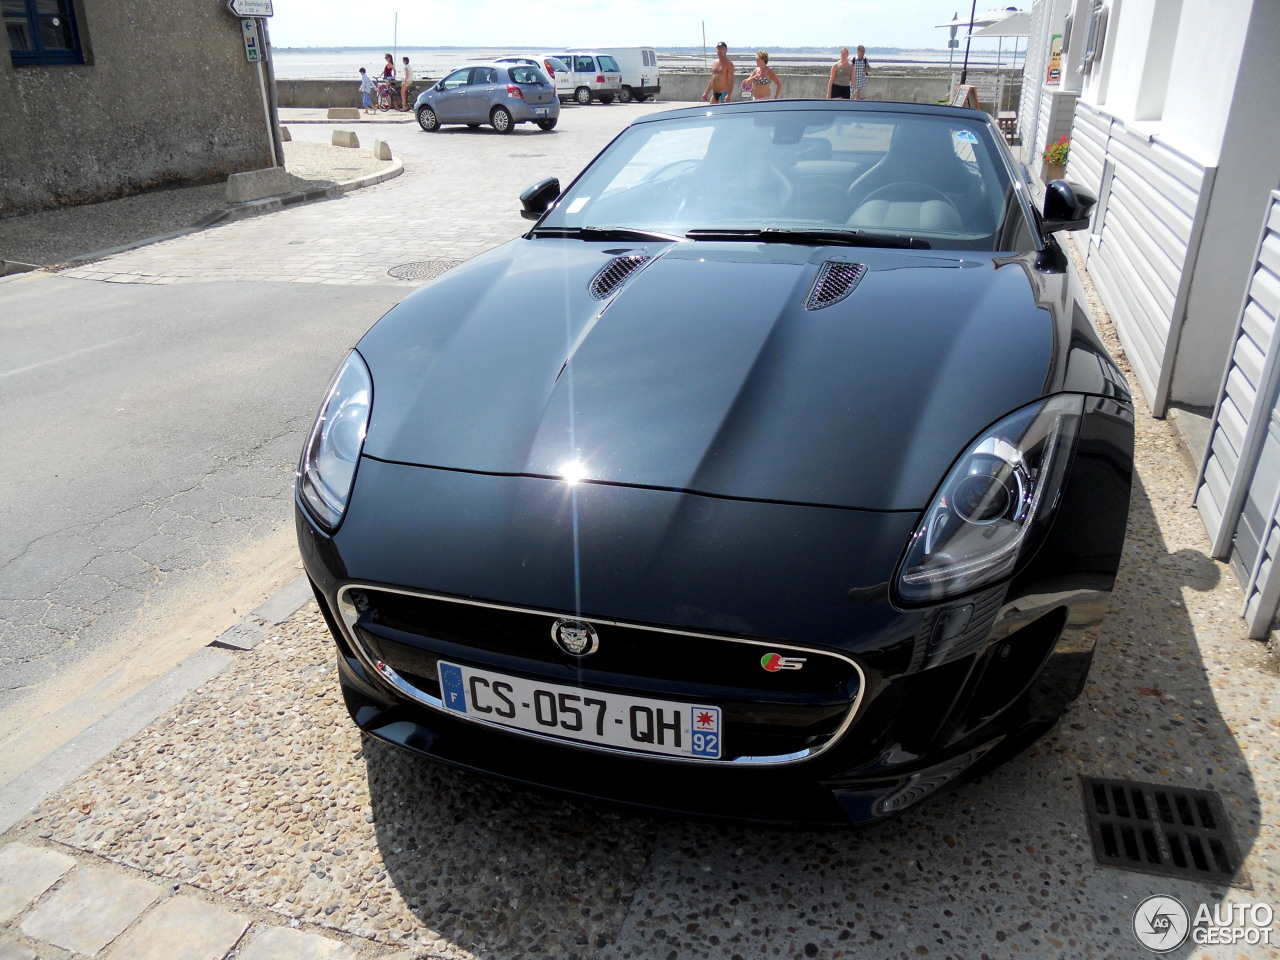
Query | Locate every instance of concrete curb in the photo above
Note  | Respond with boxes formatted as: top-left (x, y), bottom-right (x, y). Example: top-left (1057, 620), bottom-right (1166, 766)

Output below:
top-left (0, 576), bottom-right (315, 835)
top-left (32, 160), bottom-right (405, 273)
top-left (194, 158), bottom-right (405, 228)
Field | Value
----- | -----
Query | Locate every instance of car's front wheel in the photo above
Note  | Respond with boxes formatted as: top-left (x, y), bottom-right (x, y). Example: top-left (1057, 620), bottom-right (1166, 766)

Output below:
top-left (535, 118), bottom-right (557, 131)
top-left (574, 86), bottom-right (592, 105)
top-left (618, 85), bottom-right (633, 103)
top-left (416, 106), bottom-right (438, 132)
top-left (490, 105), bottom-right (514, 134)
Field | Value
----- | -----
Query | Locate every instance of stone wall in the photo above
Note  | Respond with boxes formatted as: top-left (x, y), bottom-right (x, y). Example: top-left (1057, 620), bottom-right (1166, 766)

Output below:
top-left (275, 74), bottom-right (960, 109)
top-left (0, 0), bottom-right (273, 217)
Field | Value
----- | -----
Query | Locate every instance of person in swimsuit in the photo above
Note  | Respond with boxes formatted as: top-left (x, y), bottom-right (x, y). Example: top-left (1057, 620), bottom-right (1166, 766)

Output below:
top-left (744, 49), bottom-right (782, 100)
top-left (701, 41), bottom-right (734, 103)
top-left (828, 47), bottom-right (852, 99)
top-left (400, 56), bottom-right (413, 111)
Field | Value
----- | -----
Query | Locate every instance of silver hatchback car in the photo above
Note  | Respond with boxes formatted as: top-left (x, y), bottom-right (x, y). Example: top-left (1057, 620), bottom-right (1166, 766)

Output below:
top-left (415, 62), bottom-right (560, 133)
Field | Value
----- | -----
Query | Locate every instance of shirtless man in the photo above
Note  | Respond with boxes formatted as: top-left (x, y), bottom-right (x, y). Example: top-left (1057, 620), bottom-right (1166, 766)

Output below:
top-left (701, 41), bottom-right (734, 103)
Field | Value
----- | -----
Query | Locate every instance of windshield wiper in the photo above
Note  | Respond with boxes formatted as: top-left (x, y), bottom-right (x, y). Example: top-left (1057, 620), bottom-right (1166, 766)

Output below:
top-left (684, 227), bottom-right (930, 249)
top-left (530, 225), bottom-right (684, 243)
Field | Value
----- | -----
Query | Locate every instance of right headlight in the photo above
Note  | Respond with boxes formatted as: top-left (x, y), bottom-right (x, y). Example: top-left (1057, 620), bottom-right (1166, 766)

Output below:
top-left (297, 351), bottom-right (372, 532)
top-left (894, 394), bottom-right (1084, 605)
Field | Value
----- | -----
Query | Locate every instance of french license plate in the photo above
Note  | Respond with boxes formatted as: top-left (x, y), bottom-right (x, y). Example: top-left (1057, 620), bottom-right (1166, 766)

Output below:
top-left (438, 661), bottom-right (721, 759)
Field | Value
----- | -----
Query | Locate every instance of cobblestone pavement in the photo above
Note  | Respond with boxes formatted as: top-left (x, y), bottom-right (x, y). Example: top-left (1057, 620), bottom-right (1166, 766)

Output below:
top-left (1, 104), bottom-right (1277, 959)
top-left (44, 103), bottom-right (670, 289)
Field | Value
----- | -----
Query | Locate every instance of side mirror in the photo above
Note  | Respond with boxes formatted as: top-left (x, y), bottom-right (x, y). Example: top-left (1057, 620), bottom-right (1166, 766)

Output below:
top-left (520, 177), bottom-right (561, 221)
top-left (1042, 180), bottom-right (1097, 234)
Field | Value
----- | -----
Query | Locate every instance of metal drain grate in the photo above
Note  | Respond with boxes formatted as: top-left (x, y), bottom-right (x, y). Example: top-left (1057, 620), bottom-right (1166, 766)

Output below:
top-left (387, 260), bottom-right (462, 282)
top-left (1082, 777), bottom-right (1241, 882)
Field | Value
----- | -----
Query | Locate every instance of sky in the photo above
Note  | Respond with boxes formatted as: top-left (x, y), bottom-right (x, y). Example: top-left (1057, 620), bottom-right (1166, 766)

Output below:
top-left (265, 0), bottom-right (1013, 51)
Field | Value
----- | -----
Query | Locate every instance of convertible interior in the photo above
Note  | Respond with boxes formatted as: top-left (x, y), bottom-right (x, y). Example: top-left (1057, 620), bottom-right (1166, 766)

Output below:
top-left (573, 109), bottom-right (1014, 248)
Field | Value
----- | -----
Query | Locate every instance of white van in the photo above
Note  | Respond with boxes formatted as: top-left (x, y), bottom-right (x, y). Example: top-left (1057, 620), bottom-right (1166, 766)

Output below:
top-left (549, 51), bottom-right (623, 105)
top-left (563, 46), bottom-right (660, 103)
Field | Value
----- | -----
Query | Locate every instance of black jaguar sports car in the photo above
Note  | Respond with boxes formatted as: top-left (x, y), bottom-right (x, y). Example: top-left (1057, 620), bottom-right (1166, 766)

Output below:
top-left (295, 100), bottom-right (1134, 826)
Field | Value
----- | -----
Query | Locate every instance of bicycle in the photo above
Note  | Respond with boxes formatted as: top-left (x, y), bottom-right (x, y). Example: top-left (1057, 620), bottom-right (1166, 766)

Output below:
top-left (374, 76), bottom-right (397, 112)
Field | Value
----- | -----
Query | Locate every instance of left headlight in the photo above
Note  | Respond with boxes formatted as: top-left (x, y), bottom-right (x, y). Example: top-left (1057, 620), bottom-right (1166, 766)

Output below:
top-left (298, 351), bottom-right (372, 532)
top-left (894, 394), bottom-right (1084, 605)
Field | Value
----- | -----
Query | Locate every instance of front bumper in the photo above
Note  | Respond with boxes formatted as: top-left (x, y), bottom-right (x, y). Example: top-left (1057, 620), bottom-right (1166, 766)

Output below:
top-left (297, 393), bottom-right (1132, 824)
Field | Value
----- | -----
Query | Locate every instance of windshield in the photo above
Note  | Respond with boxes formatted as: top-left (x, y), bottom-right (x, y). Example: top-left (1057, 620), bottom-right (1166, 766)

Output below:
top-left (539, 107), bottom-right (1031, 251)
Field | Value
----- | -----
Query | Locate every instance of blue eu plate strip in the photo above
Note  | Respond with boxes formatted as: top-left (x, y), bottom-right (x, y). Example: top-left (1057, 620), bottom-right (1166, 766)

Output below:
top-left (439, 662), bottom-right (468, 713)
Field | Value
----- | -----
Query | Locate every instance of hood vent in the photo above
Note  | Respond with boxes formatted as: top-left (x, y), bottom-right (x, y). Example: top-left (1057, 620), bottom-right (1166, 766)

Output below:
top-left (805, 261), bottom-right (868, 311)
top-left (589, 254), bottom-right (651, 300)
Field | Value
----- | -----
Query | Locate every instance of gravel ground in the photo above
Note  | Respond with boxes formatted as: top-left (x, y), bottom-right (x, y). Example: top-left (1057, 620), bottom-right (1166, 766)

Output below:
top-left (0, 139), bottom-right (392, 268)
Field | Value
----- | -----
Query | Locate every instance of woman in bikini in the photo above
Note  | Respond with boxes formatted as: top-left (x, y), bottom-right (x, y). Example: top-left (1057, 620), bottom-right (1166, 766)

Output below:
top-left (743, 49), bottom-right (782, 100)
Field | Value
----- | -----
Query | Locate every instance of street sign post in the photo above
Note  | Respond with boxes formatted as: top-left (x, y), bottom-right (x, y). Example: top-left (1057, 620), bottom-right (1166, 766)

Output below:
top-left (227, 0), bottom-right (273, 16)
top-left (241, 18), bottom-right (261, 62)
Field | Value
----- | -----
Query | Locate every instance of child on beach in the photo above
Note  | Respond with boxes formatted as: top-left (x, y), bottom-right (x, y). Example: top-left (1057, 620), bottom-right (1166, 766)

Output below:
top-left (358, 67), bottom-right (375, 114)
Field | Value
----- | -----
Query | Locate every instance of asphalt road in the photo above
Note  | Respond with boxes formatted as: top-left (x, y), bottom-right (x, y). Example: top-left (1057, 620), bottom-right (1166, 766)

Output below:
top-left (0, 274), bottom-right (403, 758)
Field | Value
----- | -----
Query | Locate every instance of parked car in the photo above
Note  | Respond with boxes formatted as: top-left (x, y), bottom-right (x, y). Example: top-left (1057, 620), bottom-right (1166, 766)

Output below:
top-left (414, 61), bottom-right (559, 133)
top-left (296, 100), bottom-right (1133, 826)
top-left (498, 55), bottom-right (573, 101)
top-left (564, 46), bottom-right (659, 102)
top-left (551, 51), bottom-right (622, 104)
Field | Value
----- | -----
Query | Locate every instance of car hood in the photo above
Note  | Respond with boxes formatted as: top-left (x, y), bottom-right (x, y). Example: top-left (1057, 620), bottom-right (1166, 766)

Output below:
top-left (357, 238), bottom-right (1054, 511)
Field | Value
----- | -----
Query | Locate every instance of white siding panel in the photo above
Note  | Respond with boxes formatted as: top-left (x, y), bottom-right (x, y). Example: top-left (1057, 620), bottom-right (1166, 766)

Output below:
top-left (1197, 193), bottom-right (1280, 608)
top-left (1233, 333), bottom-right (1266, 392)
top-left (1069, 105), bottom-right (1109, 194)
top-left (1074, 103), bottom-right (1211, 413)
top-left (1100, 208), bottom-right (1178, 316)
top-left (1202, 453), bottom-right (1231, 512)
top-left (1242, 300), bottom-right (1272, 348)
top-left (1250, 262), bottom-right (1280, 319)
top-left (1219, 398), bottom-right (1247, 456)
top-left (1089, 251), bottom-right (1163, 400)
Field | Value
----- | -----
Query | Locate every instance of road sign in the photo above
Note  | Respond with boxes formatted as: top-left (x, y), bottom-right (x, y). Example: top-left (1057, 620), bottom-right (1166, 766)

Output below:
top-left (228, 0), bottom-right (273, 15)
top-left (241, 18), bottom-right (262, 62)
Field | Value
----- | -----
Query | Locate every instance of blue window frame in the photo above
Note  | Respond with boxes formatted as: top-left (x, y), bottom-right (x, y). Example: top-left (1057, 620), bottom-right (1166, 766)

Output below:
top-left (4, 0), bottom-right (84, 66)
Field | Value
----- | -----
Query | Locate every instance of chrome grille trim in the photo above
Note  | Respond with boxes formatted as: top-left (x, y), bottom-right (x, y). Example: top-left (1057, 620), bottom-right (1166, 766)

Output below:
top-left (589, 254), bottom-right (651, 300)
top-left (333, 582), bottom-right (865, 767)
top-left (805, 261), bottom-right (868, 310)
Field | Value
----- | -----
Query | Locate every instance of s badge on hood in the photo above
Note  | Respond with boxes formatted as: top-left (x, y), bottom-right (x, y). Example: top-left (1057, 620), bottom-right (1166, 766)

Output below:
top-left (551, 618), bottom-right (600, 657)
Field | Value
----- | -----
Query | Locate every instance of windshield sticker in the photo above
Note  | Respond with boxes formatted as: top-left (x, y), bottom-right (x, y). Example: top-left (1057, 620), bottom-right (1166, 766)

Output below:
top-left (953, 129), bottom-right (979, 143)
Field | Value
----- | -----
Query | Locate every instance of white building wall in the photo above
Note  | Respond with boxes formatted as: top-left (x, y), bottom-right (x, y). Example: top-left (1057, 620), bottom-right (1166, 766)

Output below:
top-left (1023, 0), bottom-right (1280, 636)
top-left (1159, 0), bottom-right (1251, 163)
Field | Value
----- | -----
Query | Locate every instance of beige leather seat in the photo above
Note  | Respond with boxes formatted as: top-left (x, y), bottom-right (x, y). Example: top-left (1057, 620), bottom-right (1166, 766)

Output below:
top-left (848, 182), bottom-right (963, 232)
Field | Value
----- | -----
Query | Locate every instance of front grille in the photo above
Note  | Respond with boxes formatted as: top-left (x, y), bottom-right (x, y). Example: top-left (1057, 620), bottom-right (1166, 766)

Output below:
top-left (589, 254), bottom-right (650, 300)
top-left (339, 586), bottom-right (862, 765)
top-left (805, 261), bottom-right (867, 310)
